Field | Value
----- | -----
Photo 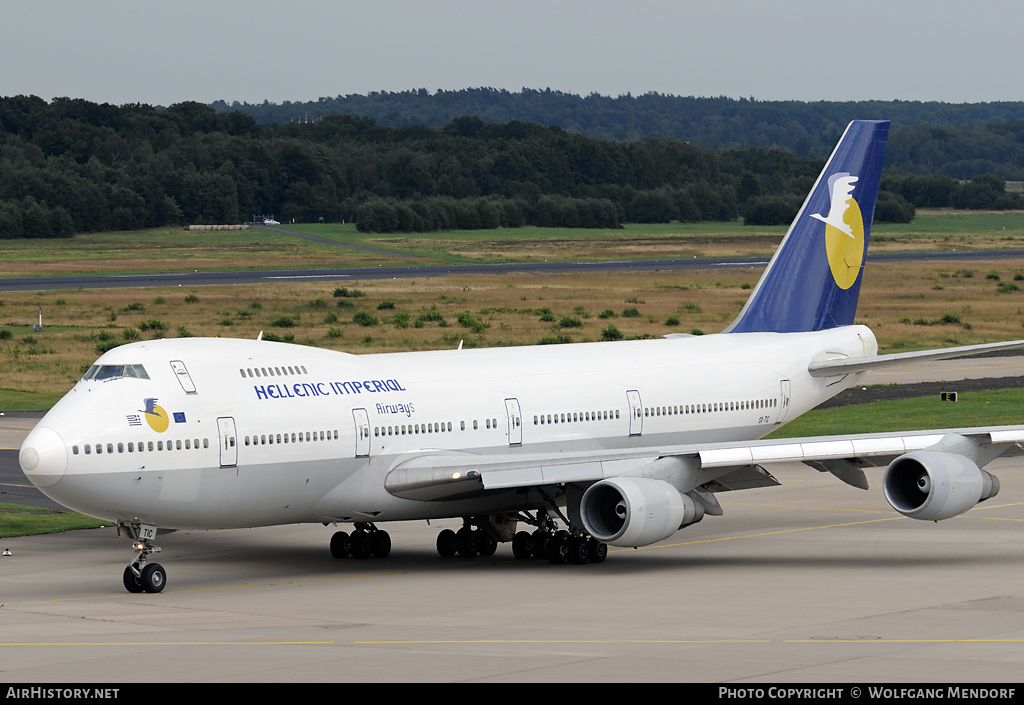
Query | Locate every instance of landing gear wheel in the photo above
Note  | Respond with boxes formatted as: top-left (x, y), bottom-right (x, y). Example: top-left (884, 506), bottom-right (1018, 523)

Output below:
top-left (455, 527), bottom-right (479, 557)
top-left (476, 530), bottom-right (497, 557)
top-left (330, 531), bottom-right (351, 559)
top-left (371, 530), bottom-right (392, 558)
top-left (436, 529), bottom-right (457, 558)
top-left (588, 538), bottom-right (608, 564)
top-left (511, 531), bottom-right (533, 559)
top-left (349, 530), bottom-right (373, 559)
top-left (140, 563), bottom-right (166, 593)
top-left (567, 536), bottom-right (591, 565)
top-left (530, 529), bottom-right (549, 559)
top-left (546, 530), bottom-right (570, 564)
top-left (123, 564), bottom-right (144, 593)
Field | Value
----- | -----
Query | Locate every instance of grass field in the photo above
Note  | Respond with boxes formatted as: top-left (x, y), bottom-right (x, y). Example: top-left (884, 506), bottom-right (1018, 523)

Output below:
top-left (0, 504), bottom-right (112, 538)
top-left (3, 212), bottom-right (1024, 411)
top-left (769, 387), bottom-right (1024, 439)
top-left (3, 211), bottom-right (1024, 277)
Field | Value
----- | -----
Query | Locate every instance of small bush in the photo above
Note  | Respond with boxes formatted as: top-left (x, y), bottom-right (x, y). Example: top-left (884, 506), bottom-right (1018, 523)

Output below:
top-left (558, 316), bottom-right (583, 328)
top-left (353, 311), bottom-right (378, 327)
top-left (377, 300), bottom-right (396, 310)
top-left (622, 307), bottom-right (641, 318)
top-left (601, 325), bottom-right (624, 341)
top-left (334, 287), bottom-right (365, 298)
top-left (666, 316), bottom-right (680, 326)
top-left (598, 309), bottom-right (617, 319)
top-left (184, 293), bottom-right (199, 303)
top-left (272, 316), bottom-right (296, 328)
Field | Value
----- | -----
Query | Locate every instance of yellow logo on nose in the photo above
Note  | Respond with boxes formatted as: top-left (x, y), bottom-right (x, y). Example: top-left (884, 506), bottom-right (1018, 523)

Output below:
top-left (141, 398), bottom-right (169, 433)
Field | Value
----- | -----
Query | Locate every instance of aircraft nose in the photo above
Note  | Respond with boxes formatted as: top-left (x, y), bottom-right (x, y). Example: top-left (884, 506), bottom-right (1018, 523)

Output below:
top-left (20, 426), bottom-right (68, 488)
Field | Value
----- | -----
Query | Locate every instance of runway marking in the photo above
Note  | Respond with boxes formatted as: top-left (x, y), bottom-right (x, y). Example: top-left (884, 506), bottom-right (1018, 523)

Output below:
top-left (353, 638), bottom-right (1024, 645)
top-left (0, 641), bottom-right (334, 647)
top-left (5, 637), bottom-right (1024, 647)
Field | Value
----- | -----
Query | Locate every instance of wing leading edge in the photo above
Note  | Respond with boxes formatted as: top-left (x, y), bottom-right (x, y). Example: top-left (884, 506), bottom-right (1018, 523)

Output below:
top-left (385, 425), bottom-right (1024, 501)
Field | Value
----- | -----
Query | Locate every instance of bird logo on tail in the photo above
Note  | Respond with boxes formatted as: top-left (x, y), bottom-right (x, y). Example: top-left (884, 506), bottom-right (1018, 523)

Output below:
top-left (812, 172), bottom-right (865, 290)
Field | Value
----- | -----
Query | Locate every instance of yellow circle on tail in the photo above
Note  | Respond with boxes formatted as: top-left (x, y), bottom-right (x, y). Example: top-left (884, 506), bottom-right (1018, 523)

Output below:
top-left (824, 198), bottom-right (864, 289)
top-left (145, 404), bottom-right (170, 433)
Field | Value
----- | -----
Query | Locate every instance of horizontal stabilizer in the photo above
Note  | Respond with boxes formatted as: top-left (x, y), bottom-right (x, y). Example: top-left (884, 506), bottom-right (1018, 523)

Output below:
top-left (808, 339), bottom-right (1024, 378)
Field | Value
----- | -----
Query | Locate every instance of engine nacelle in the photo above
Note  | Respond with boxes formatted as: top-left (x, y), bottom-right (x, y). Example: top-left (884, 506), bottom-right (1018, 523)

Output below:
top-left (580, 477), bottom-right (704, 547)
top-left (883, 451), bottom-right (1000, 521)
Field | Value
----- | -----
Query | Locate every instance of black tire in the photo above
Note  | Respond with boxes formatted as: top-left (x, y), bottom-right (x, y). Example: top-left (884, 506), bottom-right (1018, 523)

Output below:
top-left (140, 563), bottom-right (166, 593)
top-left (476, 530), bottom-right (497, 557)
top-left (371, 530), bottom-right (392, 558)
top-left (123, 564), bottom-right (144, 593)
top-left (588, 538), bottom-right (608, 563)
top-left (436, 528), bottom-right (457, 558)
top-left (567, 536), bottom-right (591, 565)
top-left (350, 530), bottom-right (373, 559)
top-left (511, 531), bottom-right (533, 559)
top-left (455, 527), bottom-right (479, 557)
top-left (530, 529), bottom-right (549, 559)
top-left (330, 531), bottom-right (351, 559)
top-left (546, 531), bottom-right (569, 564)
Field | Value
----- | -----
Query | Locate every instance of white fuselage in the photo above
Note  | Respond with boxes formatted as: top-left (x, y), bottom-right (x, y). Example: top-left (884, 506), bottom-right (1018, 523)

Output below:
top-left (20, 326), bottom-right (876, 530)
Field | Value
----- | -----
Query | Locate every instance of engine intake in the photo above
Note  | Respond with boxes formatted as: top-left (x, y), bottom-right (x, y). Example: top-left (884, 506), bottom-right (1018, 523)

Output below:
top-left (883, 451), bottom-right (999, 521)
top-left (580, 477), bottom-right (703, 547)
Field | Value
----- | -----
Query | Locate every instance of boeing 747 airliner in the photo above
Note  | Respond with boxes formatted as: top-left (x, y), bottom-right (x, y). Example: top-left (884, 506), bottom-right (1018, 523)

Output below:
top-left (19, 121), bottom-right (1024, 593)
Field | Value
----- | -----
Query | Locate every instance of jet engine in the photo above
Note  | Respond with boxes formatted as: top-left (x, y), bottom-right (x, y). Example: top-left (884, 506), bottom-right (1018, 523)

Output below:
top-left (883, 451), bottom-right (1000, 521)
top-left (579, 477), bottom-right (704, 547)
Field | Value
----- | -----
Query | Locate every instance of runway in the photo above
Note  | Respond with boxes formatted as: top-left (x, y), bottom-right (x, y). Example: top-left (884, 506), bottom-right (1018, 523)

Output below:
top-left (4, 247), bottom-right (1024, 292)
top-left (1, 462), bottom-right (1021, 683)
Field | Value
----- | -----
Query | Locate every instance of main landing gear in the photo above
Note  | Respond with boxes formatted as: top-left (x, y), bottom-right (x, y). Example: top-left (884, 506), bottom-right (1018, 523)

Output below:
top-left (118, 521), bottom-right (166, 593)
top-left (434, 512), bottom-right (608, 565)
top-left (329, 522), bottom-right (391, 559)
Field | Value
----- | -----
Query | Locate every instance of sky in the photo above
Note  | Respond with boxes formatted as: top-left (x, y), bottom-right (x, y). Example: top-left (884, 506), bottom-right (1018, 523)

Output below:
top-left (3, 0), bottom-right (1023, 106)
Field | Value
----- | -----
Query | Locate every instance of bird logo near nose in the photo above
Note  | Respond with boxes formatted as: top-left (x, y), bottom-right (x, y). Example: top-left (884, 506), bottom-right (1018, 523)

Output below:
top-left (141, 397), bottom-right (169, 433)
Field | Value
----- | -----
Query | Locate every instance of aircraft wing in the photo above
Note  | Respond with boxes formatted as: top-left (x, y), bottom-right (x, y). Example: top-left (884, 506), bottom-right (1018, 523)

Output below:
top-left (809, 340), bottom-right (1024, 377)
top-left (384, 425), bottom-right (1024, 501)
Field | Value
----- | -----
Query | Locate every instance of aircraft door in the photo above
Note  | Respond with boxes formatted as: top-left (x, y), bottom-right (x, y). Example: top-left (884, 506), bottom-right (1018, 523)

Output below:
top-left (170, 360), bottom-right (197, 394)
top-left (217, 416), bottom-right (237, 467)
top-left (505, 398), bottom-right (522, 446)
top-left (777, 379), bottom-right (792, 424)
top-left (626, 390), bottom-right (643, 436)
top-left (353, 408), bottom-right (370, 458)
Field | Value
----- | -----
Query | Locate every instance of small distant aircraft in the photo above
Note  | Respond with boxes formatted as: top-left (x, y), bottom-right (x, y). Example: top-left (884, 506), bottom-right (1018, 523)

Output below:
top-left (19, 121), bottom-right (1024, 594)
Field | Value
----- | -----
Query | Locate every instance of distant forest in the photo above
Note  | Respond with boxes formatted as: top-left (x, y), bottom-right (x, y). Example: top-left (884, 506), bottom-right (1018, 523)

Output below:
top-left (1, 91), bottom-right (1022, 239)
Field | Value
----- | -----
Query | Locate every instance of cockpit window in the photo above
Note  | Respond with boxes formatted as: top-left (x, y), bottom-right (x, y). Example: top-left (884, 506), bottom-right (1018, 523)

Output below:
top-left (83, 364), bottom-right (149, 381)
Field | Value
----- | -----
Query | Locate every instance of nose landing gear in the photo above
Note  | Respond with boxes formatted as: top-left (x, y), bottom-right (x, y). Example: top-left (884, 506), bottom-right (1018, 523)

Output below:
top-left (118, 521), bottom-right (165, 594)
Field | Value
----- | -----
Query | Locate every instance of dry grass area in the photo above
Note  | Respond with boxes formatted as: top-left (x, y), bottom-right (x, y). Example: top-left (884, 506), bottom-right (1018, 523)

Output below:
top-left (4, 211), bottom-right (1024, 279)
top-left (4, 257), bottom-right (1024, 408)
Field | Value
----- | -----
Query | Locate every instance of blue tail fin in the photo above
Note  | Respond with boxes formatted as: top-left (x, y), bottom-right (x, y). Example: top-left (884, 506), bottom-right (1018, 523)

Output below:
top-left (725, 120), bottom-right (889, 334)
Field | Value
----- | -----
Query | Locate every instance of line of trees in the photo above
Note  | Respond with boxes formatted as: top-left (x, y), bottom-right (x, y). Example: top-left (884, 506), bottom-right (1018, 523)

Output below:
top-left (216, 89), bottom-right (1024, 177)
top-left (2, 95), bottom-right (1022, 239)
